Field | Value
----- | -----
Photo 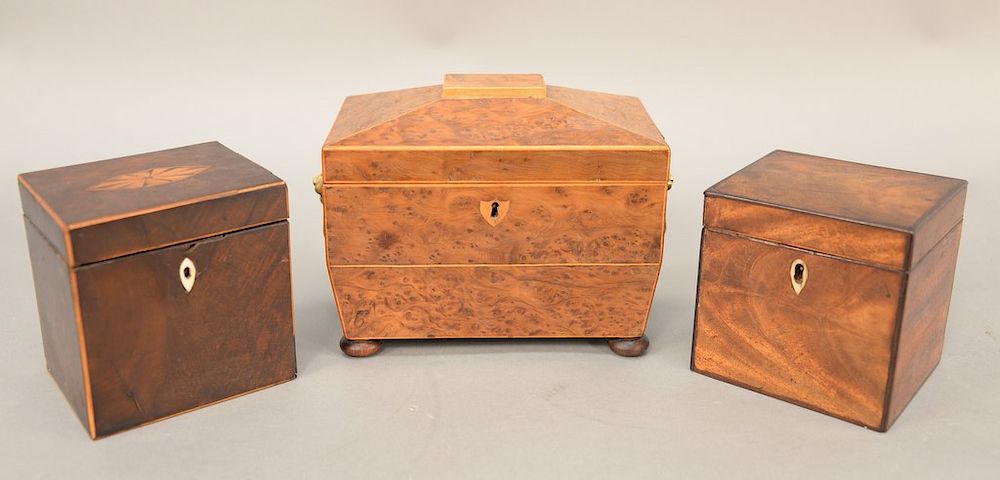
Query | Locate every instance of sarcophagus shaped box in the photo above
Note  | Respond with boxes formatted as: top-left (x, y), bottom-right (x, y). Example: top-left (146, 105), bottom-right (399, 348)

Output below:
top-left (319, 74), bottom-right (671, 356)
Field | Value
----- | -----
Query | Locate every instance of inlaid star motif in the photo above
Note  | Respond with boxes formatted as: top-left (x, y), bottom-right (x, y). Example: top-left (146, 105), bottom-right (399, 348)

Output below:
top-left (86, 166), bottom-right (210, 191)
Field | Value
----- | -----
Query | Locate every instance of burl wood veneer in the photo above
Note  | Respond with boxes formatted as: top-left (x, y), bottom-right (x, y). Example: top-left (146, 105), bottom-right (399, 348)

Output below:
top-left (320, 74), bottom-right (671, 356)
top-left (691, 150), bottom-right (967, 431)
top-left (19, 142), bottom-right (296, 438)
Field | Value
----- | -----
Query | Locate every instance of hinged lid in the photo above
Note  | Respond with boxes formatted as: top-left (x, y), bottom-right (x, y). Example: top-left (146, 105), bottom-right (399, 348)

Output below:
top-left (322, 73), bottom-right (669, 183)
top-left (704, 150), bottom-right (967, 271)
top-left (18, 142), bottom-right (288, 267)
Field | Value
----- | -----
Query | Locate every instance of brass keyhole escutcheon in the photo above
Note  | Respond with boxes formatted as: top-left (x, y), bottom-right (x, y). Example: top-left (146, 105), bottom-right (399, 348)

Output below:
top-left (790, 259), bottom-right (807, 295)
top-left (180, 257), bottom-right (197, 293)
top-left (479, 200), bottom-right (510, 227)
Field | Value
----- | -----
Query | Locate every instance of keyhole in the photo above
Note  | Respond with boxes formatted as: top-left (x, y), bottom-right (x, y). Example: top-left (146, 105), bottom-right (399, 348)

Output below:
top-left (490, 201), bottom-right (499, 218)
top-left (790, 259), bottom-right (807, 295)
top-left (179, 257), bottom-right (196, 293)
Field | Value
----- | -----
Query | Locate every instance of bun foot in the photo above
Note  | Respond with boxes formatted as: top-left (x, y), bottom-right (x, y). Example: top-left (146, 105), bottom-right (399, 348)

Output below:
top-left (339, 337), bottom-right (383, 357)
top-left (608, 335), bottom-right (649, 357)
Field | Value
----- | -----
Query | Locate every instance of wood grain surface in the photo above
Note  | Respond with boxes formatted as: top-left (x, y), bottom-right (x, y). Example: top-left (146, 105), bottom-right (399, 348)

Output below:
top-left (909, 184), bottom-right (967, 267)
top-left (18, 180), bottom-right (71, 263)
top-left (323, 76), bottom-right (665, 149)
top-left (333, 265), bottom-right (658, 339)
top-left (324, 184), bottom-right (666, 265)
top-left (321, 76), bottom-right (670, 346)
top-left (325, 85), bottom-right (442, 146)
top-left (323, 149), bottom-right (669, 183)
top-left (329, 96), bottom-right (662, 148)
top-left (704, 195), bottom-right (910, 270)
top-left (705, 150), bottom-right (967, 255)
top-left (546, 85), bottom-right (665, 142)
top-left (24, 217), bottom-right (91, 431)
top-left (75, 221), bottom-right (296, 438)
top-left (707, 150), bottom-right (966, 234)
top-left (692, 229), bottom-right (903, 430)
top-left (69, 183), bottom-right (287, 266)
top-left (17, 142), bottom-right (287, 266)
top-left (886, 222), bottom-right (963, 428)
top-left (694, 152), bottom-right (966, 430)
top-left (442, 74), bottom-right (546, 99)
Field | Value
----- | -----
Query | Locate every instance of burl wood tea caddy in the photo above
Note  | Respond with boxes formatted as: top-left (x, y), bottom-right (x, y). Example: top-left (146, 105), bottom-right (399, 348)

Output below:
top-left (692, 151), bottom-right (966, 431)
top-left (319, 74), bottom-right (671, 356)
top-left (18, 142), bottom-right (297, 438)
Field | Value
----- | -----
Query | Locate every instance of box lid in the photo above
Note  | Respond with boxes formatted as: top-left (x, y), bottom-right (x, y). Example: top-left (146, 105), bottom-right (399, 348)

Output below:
top-left (703, 150), bottom-right (967, 271)
top-left (18, 142), bottom-right (287, 267)
top-left (321, 74), bottom-right (668, 182)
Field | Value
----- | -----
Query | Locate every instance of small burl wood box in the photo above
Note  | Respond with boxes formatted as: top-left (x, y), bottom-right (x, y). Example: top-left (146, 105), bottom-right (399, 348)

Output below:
top-left (692, 150), bottom-right (967, 431)
top-left (18, 142), bottom-right (296, 438)
top-left (319, 74), bottom-right (671, 357)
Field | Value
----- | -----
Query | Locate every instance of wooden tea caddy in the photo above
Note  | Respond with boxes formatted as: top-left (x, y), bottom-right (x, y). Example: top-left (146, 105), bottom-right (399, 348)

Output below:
top-left (19, 142), bottom-right (297, 438)
top-left (318, 74), bottom-right (671, 356)
top-left (691, 150), bottom-right (967, 431)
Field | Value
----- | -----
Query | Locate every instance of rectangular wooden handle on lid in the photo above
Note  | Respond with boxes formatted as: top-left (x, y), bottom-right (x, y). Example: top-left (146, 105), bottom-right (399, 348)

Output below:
top-left (442, 73), bottom-right (546, 99)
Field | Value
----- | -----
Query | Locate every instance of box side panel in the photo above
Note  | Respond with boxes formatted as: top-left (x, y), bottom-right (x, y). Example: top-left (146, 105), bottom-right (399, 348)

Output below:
top-left (19, 180), bottom-right (71, 264)
top-left (886, 221), bottom-right (963, 428)
top-left (704, 195), bottom-right (910, 270)
top-left (692, 229), bottom-right (902, 430)
top-left (333, 265), bottom-right (658, 339)
top-left (910, 183), bottom-right (967, 267)
top-left (75, 221), bottom-right (295, 437)
top-left (23, 217), bottom-right (90, 431)
top-left (323, 149), bottom-right (669, 183)
top-left (325, 184), bottom-right (665, 265)
top-left (70, 183), bottom-right (288, 266)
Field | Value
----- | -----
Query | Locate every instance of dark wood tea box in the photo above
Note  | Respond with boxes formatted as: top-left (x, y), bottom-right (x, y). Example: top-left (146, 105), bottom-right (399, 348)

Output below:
top-left (319, 74), bottom-right (671, 357)
top-left (691, 150), bottom-right (966, 431)
top-left (18, 142), bottom-right (297, 438)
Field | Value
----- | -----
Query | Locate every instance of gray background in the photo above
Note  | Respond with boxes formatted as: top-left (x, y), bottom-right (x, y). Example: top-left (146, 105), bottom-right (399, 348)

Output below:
top-left (2, 1), bottom-right (998, 478)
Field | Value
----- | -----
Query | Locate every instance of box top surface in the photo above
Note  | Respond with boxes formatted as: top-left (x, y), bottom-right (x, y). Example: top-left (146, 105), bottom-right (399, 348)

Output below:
top-left (323, 73), bottom-right (667, 150)
top-left (707, 151), bottom-right (965, 232)
top-left (19, 142), bottom-right (288, 266)
top-left (705, 150), bottom-right (967, 269)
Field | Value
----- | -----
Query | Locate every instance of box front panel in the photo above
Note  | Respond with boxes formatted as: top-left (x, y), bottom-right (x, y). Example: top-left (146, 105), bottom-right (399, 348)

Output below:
top-left (325, 184), bottom-right (665, 265)
top-left (332, 265), bottom-right (658, 339)
top-left (76, 221), bottom-right (295, 437)
top-left (69, 183), bottom-right (288, 266)
top-left (324, 149), bottom-right (669, 183)
top-left (703, 195), bottom-right (911, 270)
top-left (692, 229), bottom-right (902, 429)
